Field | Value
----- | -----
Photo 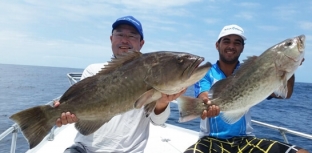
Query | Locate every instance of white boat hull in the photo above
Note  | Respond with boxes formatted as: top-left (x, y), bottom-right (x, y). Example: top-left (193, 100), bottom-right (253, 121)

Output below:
top-left (26, 123), bottom-right (199, 153)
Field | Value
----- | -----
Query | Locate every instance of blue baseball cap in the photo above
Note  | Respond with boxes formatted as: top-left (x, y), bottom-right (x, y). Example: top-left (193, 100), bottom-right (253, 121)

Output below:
top-left (112, 16), bottom-right (144, 40)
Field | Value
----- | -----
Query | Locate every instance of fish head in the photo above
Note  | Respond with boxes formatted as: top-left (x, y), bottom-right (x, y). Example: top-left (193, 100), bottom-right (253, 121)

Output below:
top-left (144, 51), bottom-right (212, 94)
top-left (273, 35), bottom-right (305, 78)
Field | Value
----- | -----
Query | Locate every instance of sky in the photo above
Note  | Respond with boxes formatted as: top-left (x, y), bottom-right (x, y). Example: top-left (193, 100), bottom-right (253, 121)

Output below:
top-left (0, 0), bottom-right (311, 83)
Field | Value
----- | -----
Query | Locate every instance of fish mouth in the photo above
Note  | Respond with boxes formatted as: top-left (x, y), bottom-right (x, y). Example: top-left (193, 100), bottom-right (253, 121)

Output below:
top-left (297, 35), bottom-right (305, 53)
top-left (283, 35), bottom-right (305, 63)
top-left (187, 57), bottom-right (204, 78)
top-left (284, 54), bottom-right (299, 63)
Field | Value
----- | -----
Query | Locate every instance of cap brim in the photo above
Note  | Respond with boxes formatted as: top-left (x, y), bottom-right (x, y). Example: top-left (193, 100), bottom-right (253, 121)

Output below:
top-left (112, 20), bottom-right (143, 39)
top-left (237, 34), bottom-right (247, 40)
top-left (218, 33), bottom-right (247, 41)
top-left (113, 20), bottom-right (139, 33)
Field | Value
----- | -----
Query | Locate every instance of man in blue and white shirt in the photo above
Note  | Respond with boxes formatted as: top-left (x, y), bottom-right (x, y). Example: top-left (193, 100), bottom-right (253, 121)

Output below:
top-left (184, 24), bottom-right (308, 153)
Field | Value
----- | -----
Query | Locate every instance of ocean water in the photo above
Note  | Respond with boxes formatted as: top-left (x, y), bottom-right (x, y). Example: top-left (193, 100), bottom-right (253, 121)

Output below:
top-left (0, 63), bottom-right (311, 153)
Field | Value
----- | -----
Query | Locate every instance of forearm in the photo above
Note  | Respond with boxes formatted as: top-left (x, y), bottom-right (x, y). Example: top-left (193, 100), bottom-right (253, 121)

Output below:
top-left (154, 89), bottom-right (186, 114)
top-left (198, 91), bottom-right (209, 99)
top-left (286, 74), bottom-right (295, 98)
top-left (151, 89), bottom-right (186, 124)
top-left (153, 99), bottom-right (170, 115)
top-left (150, 102), bottom-right (170, 125)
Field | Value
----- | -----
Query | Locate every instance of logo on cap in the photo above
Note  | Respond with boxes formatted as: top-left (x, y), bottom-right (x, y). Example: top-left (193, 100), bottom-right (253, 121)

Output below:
top-left (217, 24), bottom-right (246, 41)
top-left (112, 16), bottom-right (144, 40)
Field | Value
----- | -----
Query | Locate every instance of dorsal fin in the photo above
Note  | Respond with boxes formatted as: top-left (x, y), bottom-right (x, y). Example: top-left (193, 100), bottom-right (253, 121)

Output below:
top-left (98, 51), bottom-right (142, 75)
top-left (59, 51), bottom-right (142, 103)
top-left (233, 56), bottom-right (258, 75)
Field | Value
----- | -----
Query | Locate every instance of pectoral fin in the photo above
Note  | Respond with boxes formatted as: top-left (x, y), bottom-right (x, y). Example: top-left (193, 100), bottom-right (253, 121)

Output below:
top-left (134, 89), bottom-right (162, 109)
top-left (220, 109), bottom-right (249, 124)
top-left (144, 101), bottom-right (157, 117)
top-left (75, 119), bottom-right (110, 135)
top-left (274, 72), bottom-right (288, 99)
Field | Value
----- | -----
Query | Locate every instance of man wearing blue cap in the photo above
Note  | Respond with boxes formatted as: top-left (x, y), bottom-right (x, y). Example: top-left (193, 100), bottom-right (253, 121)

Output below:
top-left (54, 16), bottom-right (186, 153)
top-left (184, 24), bottom-right (308, 153)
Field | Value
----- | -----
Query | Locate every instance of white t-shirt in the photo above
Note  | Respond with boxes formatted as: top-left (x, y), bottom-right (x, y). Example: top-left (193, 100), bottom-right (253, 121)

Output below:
top-left (74, 63), bottom-right (170, 153)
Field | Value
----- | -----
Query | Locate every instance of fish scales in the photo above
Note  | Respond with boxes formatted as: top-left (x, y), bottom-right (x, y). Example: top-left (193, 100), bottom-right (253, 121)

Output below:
top-left (178, 35), bottom-right (305, 124)
top-left (10, 51), bottom-right (212, 149)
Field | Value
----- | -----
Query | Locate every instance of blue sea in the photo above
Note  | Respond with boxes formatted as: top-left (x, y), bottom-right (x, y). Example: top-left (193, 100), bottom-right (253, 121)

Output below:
top-left (0, 63), bottom-right (311, 153)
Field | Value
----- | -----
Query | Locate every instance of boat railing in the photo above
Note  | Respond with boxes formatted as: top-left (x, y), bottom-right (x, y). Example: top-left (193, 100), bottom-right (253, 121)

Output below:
top-left (1, 72), bottom-right (311, 153)
top-left (251, 120), bottom-right (312, 143)
top-left (67, 73), bottom-right (81, 85)
top-left (0, 93), bottom-right (62, 153)
top-left (0, 124), bottom-right (19, 153)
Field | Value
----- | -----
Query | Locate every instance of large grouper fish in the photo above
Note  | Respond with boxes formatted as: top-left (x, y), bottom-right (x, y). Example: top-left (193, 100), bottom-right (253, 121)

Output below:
top-left (10, 51), bottom-right (212, 149)
top-left (178, 35), bottom-right (305, 124)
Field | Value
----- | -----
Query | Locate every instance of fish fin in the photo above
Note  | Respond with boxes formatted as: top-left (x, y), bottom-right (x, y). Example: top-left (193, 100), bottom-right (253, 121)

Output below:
top-left (134, 89), bottom-right (162, 109)
top-left (75, 119), bottom-right (109, 135)
top-left (144, 101), bottom-right (157, 117)
top-left (242, 55), bottom-right (258, 63)
top-left (10, 105), bottom-right (55, 149)
top-left (177, 96), bottom-right (206, 122)
top-left (209, 78), bottom-right (233, 98)
top-left (220, 109), bottom-right (248, 124)
top-left (233, 56), bottom-right (258, 75)
top-left (59, 51), bottom-right (142, 103)
top-left (274, 75), bottom-right (288, 99)
top-left (97, 51), bottom-right (142, 75)
top-left (231, 56), bottom-right (256, 75)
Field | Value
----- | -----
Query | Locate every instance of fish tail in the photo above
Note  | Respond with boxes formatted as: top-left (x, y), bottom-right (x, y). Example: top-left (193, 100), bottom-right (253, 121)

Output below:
top-left (10, 105), bottom-right (55, 149)
top-left (177, 96), bottom-right (206, 122)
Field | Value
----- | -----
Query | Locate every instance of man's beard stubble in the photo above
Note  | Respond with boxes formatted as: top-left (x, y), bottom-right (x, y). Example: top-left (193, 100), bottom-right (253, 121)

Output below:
top-left (219, 52), bottom-right (240, 64)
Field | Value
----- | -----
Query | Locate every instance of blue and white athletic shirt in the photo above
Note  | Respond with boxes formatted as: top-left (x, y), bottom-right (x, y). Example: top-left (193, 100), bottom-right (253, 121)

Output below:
top-left (194, 61), bottom-right (254, 139)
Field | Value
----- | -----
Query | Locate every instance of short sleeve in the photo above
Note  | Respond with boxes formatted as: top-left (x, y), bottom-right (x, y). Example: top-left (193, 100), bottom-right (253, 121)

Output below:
top-left (194, 73), bottom-right (212, 98)
top-left (80, 63), bottom-right (106, 80)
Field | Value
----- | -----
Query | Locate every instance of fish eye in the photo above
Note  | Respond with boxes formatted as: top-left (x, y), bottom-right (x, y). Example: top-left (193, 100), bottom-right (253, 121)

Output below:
top-left (177, 57), bottom-right (184, 63)
top-left (285, 41), bottom-right (293, 46)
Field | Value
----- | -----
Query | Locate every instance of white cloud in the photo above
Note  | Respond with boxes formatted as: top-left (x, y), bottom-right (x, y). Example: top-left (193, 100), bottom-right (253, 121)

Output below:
top-left (299, 21), bottom-right (312, 30)
top-left (0, 2), bottom-right (37, 25)
top-left (0, 0), bottom-right (311, 83)
top-left (0, 30), bottom-right (109, 68)
top-left (107, 0), bottom-right (202, 9)
top-left (237, 2), bottom-right (261, 8)
top-left (204, 18), bottom-right (220, 24)
top-left (257, 25), bottom-right (280, 31)
top-left (234, 12), bottom-right (254, 20)
top-left (273, 5), bottom-right (298, 21)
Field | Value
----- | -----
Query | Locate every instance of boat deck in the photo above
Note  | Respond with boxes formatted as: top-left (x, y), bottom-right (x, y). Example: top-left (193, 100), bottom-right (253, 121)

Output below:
top-left (26, 123), bottom-right (198, 153)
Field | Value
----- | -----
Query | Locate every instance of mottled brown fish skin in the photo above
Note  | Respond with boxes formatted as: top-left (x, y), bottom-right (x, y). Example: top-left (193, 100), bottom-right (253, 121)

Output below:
top-left (178, 35), bottom-right (305, 124)
top-left (10, 51), bottom-right (212, 149)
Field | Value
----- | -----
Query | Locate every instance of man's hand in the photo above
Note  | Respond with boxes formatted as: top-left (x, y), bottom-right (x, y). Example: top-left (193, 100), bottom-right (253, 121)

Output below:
top-left (200, 97), bottom-right (220, 119)
top-left (198, 92), bottom-right (220, 119)
top-left (300, 58), bottom-right (305, 66)
top-left (53, 101), bottom-right (78, 127)
top-left (154, 89), bottom-right (187, 115)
